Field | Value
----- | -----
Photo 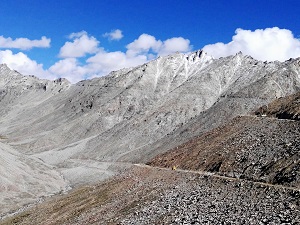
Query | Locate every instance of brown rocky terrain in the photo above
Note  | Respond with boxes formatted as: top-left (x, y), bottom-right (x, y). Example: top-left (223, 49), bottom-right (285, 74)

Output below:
top-left (149, 115), bottom-right (300, 188)
top-left (149, 92), bottom-right (300, 189)
top-left (1, 165), bottom-right (299, 225)
top-left (255, 91), bottom-right (300, 120)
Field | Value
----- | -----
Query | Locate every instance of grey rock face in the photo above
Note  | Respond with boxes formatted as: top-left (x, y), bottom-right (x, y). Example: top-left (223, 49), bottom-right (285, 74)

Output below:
top-left (0, 51), bottom-right (300, 215)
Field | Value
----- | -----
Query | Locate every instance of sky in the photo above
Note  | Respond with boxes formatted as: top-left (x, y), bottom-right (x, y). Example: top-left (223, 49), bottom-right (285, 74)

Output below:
top-left (0, 0), bottom-right (299, 83)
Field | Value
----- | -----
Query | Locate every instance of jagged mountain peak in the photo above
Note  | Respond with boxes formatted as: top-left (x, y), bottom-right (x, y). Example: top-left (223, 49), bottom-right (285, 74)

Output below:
top-left (0, 63), bottom-right (23, 80)
top-left (0, 63), bottom-right (9, 70)
top-left (186, 49), bottom-right (214, 64)
top-left (0, 63), bottom-right (71, 88)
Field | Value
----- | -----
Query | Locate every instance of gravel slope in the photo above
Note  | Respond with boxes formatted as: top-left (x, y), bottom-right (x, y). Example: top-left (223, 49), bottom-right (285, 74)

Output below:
top-left (1, 165), bottom-right (299, 225)
top-left (149, 116), bottom-right (300, 188)
top-left (255, 91), bottom-right (300, 120)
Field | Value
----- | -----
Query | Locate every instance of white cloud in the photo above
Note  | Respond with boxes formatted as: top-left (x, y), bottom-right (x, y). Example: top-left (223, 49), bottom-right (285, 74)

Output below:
top-left (0, 32), bottom-right (193, 83)
top-left (0, 36), bottom-right (50, 50)
top-left (158, 37), bottom-right (192, 56)
top-left (103, 29), bottom-right (124, 41)
top-left (0, 50), bottom-right (55, 79)
top-left (49, 58), bottom-right (88, 82)
top-left (48, 51), bottom-right (147, 83)
top-left (126, 34), bottom-right (192, 57)
top-left (59, 31), bottom-right (99, 58)
top-left (68, 31), bottom-right (88, 39)
top-left (126, 34), bottom-right (162, 57)
top-left (87, 51), bottom-right (147, 74)
top-left (3, 28), bottom-right (300, 84)
top-left (203, 27), bottom-right (300, 62)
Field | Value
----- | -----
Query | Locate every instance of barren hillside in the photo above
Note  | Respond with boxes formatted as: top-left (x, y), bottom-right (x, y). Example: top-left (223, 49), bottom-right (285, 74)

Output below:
top-left (0, 51), bottom-right (300, 218)
top-left (150, 115), bottom-right (300, 187)
top-left (150, 90), bottom-right (300, 188)
top-left (255, 91), bottom-right (300, 120)
top-left (1, 165), bottom-right (299, 225)
top-left (1, 91), bottom-right (300, 225)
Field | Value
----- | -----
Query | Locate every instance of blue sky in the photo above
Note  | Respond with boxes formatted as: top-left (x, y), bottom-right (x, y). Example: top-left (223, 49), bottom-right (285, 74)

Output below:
top-left (0, 0), bottom-right (299, 83)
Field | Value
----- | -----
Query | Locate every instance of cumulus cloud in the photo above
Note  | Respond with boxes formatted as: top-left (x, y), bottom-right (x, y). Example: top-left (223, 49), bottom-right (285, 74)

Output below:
top-left (59, 31), bottom-right (99, 58)
top-left (126, 34), bottom-right (162, 57)
top-left (0, 50), bottom-right (55, 79)
top-left (126, 34), bottom-right (191, 57)
top-left (5, 28), bottom-right (300, 84)
top-left (48, 51), bottom-right (148, 83)
top-left (103, 29), bottom-right (124, 41)
top-left (158, 37), bottom-right (192, 56)
top-left (0, 36), bottom-right (50, 50)
top-left (87, 51), bottom-right (147, 74)
top-left (0, 32), bottom-right (193, 83)
top-left (203, 27), bottom-right (300, 61)
top-left (49, 58), bottom-right (88, 82)
top-left (68, 31), bottom-right (88, 39)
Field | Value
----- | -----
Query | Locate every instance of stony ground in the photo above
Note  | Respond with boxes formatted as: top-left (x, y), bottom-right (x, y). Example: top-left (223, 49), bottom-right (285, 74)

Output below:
top-left (255, 91), bottom-right (300, 120)
top-left (1, 165), bottom-right (299, 225)
top-left (150, 116), bottom-right (300, 188)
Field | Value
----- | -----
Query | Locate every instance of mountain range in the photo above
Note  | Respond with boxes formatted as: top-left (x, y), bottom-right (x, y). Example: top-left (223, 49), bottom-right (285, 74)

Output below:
top-left (0, 50), bottom-right (300, 222)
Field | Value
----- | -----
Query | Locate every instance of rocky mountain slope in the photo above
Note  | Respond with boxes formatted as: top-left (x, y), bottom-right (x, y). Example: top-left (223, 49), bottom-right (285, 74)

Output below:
top-left (2, 92), bottom-right (300, 224)
top-left (0, 50), bottom-right (300, 217)
top-left (150, 115), bottom-right (300, 188)
top-left (255, 91), bottom-right (300, 120)
top-left (2, 165), bottom-right (299, 224)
